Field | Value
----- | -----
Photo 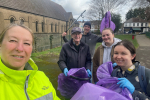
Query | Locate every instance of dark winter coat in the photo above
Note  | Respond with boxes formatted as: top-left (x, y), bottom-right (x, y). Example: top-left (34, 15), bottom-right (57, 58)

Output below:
top-left (111, 61), bottom-right (150, 100)
top-left (63, 31), bottom-right (102, 58)
top-left (58, 38), bottom-right (91, 72)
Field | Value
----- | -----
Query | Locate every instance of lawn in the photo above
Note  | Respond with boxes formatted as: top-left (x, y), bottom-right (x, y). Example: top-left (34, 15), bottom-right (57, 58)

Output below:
top-left (95, 34), bottom-right (139, 49)
top-left (31, 46), bottom-right (62, 62)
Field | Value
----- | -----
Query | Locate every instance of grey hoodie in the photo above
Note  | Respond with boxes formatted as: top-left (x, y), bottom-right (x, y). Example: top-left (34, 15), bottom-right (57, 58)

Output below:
top-left (102, 38), bottom-right (121, 63)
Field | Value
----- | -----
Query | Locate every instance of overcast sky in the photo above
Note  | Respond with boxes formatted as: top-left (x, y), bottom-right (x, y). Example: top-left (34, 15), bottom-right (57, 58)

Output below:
top-left (51, 0), bottom-right (132, 22)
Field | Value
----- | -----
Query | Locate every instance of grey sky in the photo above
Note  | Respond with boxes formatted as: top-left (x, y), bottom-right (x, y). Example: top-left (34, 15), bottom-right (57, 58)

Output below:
top-left (51, 0), bottom-right (132, 22)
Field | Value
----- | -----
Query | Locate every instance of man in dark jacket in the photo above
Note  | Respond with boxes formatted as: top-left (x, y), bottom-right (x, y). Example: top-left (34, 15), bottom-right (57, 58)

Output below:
top-left (62, 21), bottom-right (102, 59)
top-left (58, 27), bottom-right (91, 77)
top-left (62, 22), bottom-right (102, 82)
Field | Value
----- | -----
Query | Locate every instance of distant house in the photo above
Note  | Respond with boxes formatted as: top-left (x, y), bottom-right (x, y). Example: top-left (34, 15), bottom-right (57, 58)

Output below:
top-left (123, 17), bottom-right (149, 34)
top-left (90, 20), bottom-right (101, 33)
top-left (78, 20), bottom-right (101, 33)
top-left (78, 21), bottom-right (84, 32)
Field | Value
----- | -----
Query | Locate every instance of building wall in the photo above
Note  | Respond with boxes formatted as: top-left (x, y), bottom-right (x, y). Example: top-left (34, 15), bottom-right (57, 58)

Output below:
top-left (0, 7), bottom-right (79, 52)
top-left (0, 7), bottom-right (70, 34)
top-left (124, 22), bottom-right (148, 27)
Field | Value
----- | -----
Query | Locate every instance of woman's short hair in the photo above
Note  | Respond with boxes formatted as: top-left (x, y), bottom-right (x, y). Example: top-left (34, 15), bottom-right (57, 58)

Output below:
top-left (0, 24), bottom-right (34, 44)
top-left (102, 28), bottom-right (114, 34)
top-left (114, 39), bottom-right (136, 62)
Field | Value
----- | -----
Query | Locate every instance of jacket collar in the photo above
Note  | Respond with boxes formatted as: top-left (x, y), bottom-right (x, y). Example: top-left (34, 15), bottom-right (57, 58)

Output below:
top-left (68, 38), bottom-right (85, 52)
top-left (118, 61), bottom-right (140, 74)
top-left (69, 38), bottom-right (85, 47)
top-left (0, 58), bottom-right (38, 85)
top-left (83, 31), bottom-right (91, 36)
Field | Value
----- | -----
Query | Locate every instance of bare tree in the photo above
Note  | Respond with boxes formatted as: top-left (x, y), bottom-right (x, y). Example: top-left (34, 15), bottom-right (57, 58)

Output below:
top-left (130, 0), bottom-right (150, 20)
top-left (131, 0), bottom-right (150, 8)
top-left (86, 0), bottom-right (129, 21)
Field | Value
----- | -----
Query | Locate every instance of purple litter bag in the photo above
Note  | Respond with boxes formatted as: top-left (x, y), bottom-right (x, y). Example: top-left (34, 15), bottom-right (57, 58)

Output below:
top-left (100, 11), bottom-right (116, 33)
top-left (96, 62), bottom-right (133, 100)
top-left (71, 83), bottom-right (131, 100)
top-left (57, 67), bottom-right (89, 99)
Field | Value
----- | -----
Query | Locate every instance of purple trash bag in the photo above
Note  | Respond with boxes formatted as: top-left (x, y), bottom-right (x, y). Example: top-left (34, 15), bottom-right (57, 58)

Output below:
top-left (96, 62), bottom-right (133, 100)
top-left (57, 67), bottom-right (90, 99)
top-left (71, 83), bottom-right (131, 100)
top-left (100, 11), bottom-right (116, 33)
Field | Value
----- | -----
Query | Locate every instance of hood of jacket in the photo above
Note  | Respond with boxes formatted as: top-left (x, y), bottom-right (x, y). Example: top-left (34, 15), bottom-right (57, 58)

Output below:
top-left (102, 38), bottom-right (121, 63)
top-left (102, 38), bottom-right (121, 47)
top-left (0, 57), bottom-right (38, 85)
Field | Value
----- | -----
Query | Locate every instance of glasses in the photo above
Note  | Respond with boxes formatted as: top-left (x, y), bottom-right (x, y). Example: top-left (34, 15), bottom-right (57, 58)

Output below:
top-left (72, 33), bottom-right (81, 35)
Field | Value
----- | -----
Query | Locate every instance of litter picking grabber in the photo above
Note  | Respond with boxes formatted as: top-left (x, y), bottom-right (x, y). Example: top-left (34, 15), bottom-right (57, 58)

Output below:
top-left (66, 10), bottom-right (86, 32)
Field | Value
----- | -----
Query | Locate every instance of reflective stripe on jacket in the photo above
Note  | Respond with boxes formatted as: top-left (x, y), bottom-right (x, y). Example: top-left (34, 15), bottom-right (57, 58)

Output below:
top-left (0, 57), bottom-right (60, 100)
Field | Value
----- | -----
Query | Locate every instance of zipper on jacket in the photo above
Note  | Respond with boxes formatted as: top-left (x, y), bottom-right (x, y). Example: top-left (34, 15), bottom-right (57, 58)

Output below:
top-left (24, 75), bottom-right (30, 100)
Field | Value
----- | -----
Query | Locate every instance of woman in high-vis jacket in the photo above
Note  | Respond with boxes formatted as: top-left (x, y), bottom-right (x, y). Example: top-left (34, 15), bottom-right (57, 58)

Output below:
top-left (0, 24), bottom-right (60, 100)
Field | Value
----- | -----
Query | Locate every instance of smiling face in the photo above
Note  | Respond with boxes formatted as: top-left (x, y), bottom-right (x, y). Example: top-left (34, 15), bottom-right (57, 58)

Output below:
top-left (102, 29), bottom-right (114, 46)
top-left (84, 25), bottom-right (90, 34)
top-left (0, 26), bottom-right (33, 70)
top-left (71, 32), bottom-right (82, 43)
top-left (113, 45), bottom-right (136, 71)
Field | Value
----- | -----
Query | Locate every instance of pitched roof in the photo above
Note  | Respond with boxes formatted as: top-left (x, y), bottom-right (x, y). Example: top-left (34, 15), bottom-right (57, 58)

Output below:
top-left (0, 0), bottom-right (70, 21)
top-left (90, 20), bottom-right (101, 25)
top-left (125, 17), bottom-right (147, 23)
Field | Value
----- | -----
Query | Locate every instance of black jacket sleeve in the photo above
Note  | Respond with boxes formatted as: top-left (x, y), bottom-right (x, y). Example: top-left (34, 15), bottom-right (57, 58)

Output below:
top-left (63, 36), bottom-right (68, 43)
top-left (132, 68), bottom-right (150, 100)
top-left (132, 90), bottom-right (150, 100)
top-left (96, 35), bottom-right (103, 43)
top-left (57, 46), bottom-right (67, 72)
top-left (85, 46), bottom-right (91, 70)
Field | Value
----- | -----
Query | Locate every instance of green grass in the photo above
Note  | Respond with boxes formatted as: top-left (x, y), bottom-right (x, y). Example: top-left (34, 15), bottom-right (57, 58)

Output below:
top-left (31, 46), bottom-right (62, 62)
top-left (115, 35), bottom-right (139, 48)
top-left (32, 34), bottom-right (139, 62)
top-left (146, 35), bottom-right (150, 39)
top-left (95, 35), bottom-right (139, 50)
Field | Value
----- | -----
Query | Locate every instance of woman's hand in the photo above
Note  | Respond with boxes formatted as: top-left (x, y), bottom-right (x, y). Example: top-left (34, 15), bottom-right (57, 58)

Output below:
top-left (117, 78), bottom-right (135, 94)
top-left (112, 63), bottom-right (117, 67)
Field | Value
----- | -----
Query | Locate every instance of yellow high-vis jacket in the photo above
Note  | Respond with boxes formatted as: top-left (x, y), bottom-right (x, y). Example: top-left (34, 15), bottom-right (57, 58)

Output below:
top-left (0, 57), bottom-right (60, 100)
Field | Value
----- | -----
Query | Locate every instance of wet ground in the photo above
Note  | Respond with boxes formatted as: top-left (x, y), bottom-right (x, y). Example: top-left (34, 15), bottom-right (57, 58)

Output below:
top-left (136, 35), bottom-right (150, 68)
top-left (35, 55), bottom-right (65, 100)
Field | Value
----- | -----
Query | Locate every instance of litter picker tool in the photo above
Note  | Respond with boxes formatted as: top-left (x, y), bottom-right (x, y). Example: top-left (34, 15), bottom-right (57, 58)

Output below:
top-left (66, 10), bottom-right (86, 32)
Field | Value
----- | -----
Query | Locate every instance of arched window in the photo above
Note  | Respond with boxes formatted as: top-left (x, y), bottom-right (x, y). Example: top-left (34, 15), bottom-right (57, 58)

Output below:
top-left (42, 22), bottom-right (44, 32)
top-left (10, 17), bottom-right (15, 23)
top-left (145, 23), bottom-right (147, 27)
top-left (20, 19), bottom-right (24, 25)
top-left (55, 24), bottom-right (57, 32)
top-left (51, 23), bottom-right (53, 32)
top-left (64, 25), bottom-right (66, 32)
top-left (61, 25), bottom-right (63, 32)
top-left (36, 21), bottom-right (38, 32)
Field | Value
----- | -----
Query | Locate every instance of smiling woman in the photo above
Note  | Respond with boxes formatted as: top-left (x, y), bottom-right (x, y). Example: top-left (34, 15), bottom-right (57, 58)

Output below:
top-left (0, 24), bottom-right (60, 100)
top-left (111, 40), bottom-right (150, 100)
top-left (0, 25), bottom-right (33, 70)
top-left (93, 28), bottom-right (121, 83)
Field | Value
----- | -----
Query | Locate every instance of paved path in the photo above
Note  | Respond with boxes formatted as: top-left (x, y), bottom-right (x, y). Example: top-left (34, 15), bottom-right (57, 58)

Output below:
top-left (136, 35), bottom-right (150, 68)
